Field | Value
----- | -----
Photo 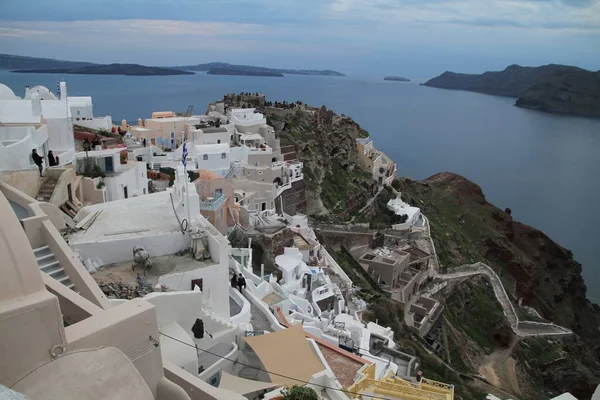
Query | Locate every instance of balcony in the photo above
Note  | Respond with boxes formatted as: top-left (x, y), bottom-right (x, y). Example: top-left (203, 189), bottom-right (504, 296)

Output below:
top-left (199, 193), bottom-right (226, 211)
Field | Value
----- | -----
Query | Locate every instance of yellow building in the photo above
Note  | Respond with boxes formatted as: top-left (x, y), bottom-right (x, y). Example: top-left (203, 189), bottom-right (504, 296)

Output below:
top-left (347, 364), bottom-right (454, 400)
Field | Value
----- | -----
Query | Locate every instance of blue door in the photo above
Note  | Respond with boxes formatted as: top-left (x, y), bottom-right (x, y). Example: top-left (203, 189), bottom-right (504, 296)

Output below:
top-left (104, 156), bottom-right (114, 172)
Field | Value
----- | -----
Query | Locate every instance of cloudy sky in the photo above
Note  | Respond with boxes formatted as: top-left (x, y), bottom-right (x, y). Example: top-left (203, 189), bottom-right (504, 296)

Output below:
top-left (1, 0), bottom-right (599, 77)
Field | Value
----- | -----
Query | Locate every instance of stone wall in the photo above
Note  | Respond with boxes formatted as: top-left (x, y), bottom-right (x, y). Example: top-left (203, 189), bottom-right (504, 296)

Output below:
top-left (0, 170), bottom-right (41, 198)
top-left (315, 228), bottom-right (375, 251)
top-left (276, 180), bottom-right (306, 215)
top-left (244, 228), bottom-right (296, 274)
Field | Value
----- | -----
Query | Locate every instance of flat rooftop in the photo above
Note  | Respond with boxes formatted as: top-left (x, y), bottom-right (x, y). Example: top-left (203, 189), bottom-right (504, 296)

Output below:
top-left (69, 191), bottom-right (186, 244)
top-left (316, 343), bottom-right (364, 388)
top-left (359, 247), bottom-right (409, 266)
top-left (402, 246), bottom-right (430, 261)
top-left (293, 234), bottom-right (313, 250)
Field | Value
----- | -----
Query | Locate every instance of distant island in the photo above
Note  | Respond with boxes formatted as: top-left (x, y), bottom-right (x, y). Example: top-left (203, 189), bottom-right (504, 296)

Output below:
top-left (0, 54), bottom-right (345, 78)
top-left (384, 76), bottom-right (410, 82)
top-left (175, 62), bottom-right (345, 77)
top-left (206, 67), bottom-right (283, 77)
top-left (423, 64), bottom-right (600, 117)
top-left (12, 63), bottom-right (194, 76)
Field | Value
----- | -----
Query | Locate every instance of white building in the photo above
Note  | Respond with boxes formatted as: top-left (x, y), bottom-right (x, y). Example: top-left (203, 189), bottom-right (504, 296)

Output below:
top-left (23, 85), bottom-right (112, 131)
top-left (387, 197), bottom-right (423, 229)
top-left (68, 167), bottom-right (231, 318)
top-left (189, 125), bottom-right (234, 146)
top-left (68, 96), bottom-right (112, 131)
top-left (0, 82), bottom-right (75, 171)
top-left (75, 148), bottom-right (148, 202)
top-left (194, 143), bottom-right (231, 177)
top-left (227, 108), bottom-right (267, 133)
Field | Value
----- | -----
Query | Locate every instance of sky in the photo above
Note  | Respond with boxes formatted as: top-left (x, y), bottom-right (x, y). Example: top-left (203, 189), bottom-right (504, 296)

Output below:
top-left (0, 0), bottom-right (599, 78)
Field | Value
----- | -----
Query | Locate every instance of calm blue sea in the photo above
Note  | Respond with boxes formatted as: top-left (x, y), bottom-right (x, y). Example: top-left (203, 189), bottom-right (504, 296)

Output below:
top-left (2, 70), bottom-right (599, 303)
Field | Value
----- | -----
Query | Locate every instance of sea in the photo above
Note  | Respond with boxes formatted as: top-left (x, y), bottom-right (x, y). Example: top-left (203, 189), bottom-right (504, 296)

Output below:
top-left (1, 70), bottom-right (599, 303)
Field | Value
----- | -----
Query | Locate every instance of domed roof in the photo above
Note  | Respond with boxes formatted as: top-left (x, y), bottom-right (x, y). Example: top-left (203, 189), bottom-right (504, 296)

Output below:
top-left (27, 85), bottom-right (57, 100)
top-left (0, 83), bottom-right (17, 100)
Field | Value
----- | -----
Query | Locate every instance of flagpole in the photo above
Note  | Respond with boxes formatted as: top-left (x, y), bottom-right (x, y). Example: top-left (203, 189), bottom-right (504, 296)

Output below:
top-left (183, 141), bottom-right (192, 231)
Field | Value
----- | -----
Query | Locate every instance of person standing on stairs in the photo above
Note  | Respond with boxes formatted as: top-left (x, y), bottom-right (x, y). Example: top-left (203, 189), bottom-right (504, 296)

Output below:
top-left (31, 149), bottom-right (44, 177)
top-left (48, 150), bottom-right (58, 167)
top-left (237, 273), bottom-right (246, 294)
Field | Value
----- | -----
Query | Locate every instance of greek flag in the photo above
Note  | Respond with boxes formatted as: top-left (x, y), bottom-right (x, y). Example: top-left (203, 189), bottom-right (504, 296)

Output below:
top-left (182, 142), bottom-right (188, 168)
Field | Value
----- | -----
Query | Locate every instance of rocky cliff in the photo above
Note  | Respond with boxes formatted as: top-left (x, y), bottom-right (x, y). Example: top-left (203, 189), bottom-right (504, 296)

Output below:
top-left (394, 173), bottom-right (600, 398)
top-left (265, 105), bottom-right (375, 216)
top-left (211, 95), bottom-right (374, 216)
top-left (516, 69), bottom-right (600, 117)
top-left (423, 64), bottom-right (600, 117)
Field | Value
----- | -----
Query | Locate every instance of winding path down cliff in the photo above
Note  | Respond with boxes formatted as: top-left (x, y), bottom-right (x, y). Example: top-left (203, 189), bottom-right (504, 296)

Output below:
top-left (420, 215), bottom-right (572, 337)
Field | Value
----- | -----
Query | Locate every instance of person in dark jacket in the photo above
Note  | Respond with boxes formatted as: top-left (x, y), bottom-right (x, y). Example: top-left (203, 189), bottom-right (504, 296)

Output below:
top-left (92, 134), bottom-right (101, 148)
top-left (237, 273), bottom-right (246, 293)
top-left (31, 149), bottom-right (43, 176)
top-left (231, 274), bottom-right (238, 289)
top-left (48, 150), bottom-right (57, 167)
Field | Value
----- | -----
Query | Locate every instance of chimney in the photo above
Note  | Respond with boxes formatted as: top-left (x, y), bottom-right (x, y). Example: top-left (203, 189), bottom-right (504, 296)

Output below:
top-left (25, 86), bottom-right (30, 98)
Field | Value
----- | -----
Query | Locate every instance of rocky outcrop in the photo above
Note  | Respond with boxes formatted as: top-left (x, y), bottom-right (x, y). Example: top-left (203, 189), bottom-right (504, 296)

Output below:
top-left (423, 64), bottom-right (600, 117)
top-left (222, 93), bottom-right (266, 111)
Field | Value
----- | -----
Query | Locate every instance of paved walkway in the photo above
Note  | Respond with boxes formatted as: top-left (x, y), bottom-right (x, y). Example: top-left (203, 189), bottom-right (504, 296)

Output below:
top-left (229, 297), bottom-right (242, 317)
top-left (420, 215), bottom-right (572, 338)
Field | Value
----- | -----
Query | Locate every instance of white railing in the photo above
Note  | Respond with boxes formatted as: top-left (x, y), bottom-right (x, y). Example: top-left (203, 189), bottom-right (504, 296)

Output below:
top-left (199, 194), bottom-right (226, 211)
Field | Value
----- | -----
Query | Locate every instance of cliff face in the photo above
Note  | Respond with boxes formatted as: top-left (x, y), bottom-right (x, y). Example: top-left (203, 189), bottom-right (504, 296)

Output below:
top-left (395, 173), bottom-right (600, 398)
top-left (515, 69), bottom-right (600, 117)
top-left (212, 95), bottom-right (374, 216)
top-left (265, 105), bottom-right (375, 216)
top-left (423, 64), bottom-right (600, 117)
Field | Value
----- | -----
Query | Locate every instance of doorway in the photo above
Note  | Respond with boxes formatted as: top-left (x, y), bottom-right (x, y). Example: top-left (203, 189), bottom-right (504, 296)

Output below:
top-left (104, 156), bottom-right (114, 172)
top-left (123, 186), bottom-right (128, 199)
top-left (191, 279), bottom-right (203, 291)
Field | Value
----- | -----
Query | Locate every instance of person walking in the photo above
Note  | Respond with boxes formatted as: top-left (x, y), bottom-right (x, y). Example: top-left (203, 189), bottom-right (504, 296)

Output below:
top-left (230, 274), bottom-right (238, 290)
top-left (48, 150), bottom-right (57, 167)
top-left (237, 273), bottom-right (246, 294)
top-left (31, 149), bottom-right (44, 177)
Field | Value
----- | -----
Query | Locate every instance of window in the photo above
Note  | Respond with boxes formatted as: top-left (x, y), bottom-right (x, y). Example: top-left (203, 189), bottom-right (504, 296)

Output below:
top-left (221, 152), bottom-right (226, 159)
top-left (203, 154), bottom-right (208, 160)
top-left (209, 374), bottom-right (219, 387)
top-left (258, 171), bottom-right (263, 175)
top-left (77, 111), bottom-right (80, 115)
top-left (215, 188), bottom-right (223, 198)
top-left (217, 139), bottom-right (221, 144)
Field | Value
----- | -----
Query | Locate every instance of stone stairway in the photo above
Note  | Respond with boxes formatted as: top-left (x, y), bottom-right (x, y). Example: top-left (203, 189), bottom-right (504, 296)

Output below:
top-left (33, 245), bottom-right (75, 290)
top-left (35, 177), bottom-right (58, 202)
